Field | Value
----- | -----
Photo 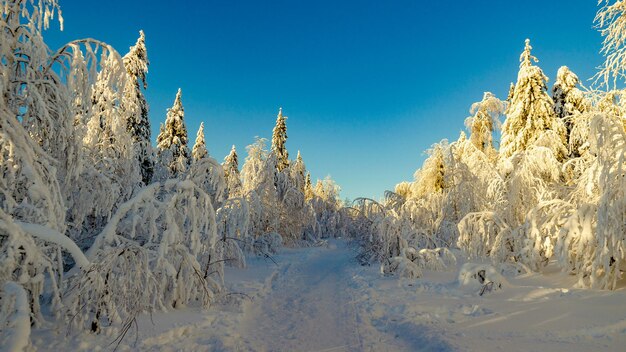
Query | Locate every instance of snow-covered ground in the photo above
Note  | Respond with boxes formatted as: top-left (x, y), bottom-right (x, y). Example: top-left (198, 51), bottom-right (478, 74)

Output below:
top-left (31, 239), bottom-right (626, 351)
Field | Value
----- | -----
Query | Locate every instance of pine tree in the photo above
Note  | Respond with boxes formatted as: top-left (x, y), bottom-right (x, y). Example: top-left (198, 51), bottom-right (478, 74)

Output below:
top-left (551, 66), bottom-right (589, 156)
top-left (188, 122), bottom-right (226, 206)
top-left (122, 30), bottom-right (153, 185)
top-left (223, 145), bottom-right (242, 198)
top-left (500, 39), bottom-right (567, 160)
top-left (290, 150), bottom-right (307, 193)
top-left (304, 172), bottom-right (314, 200)
top-left (271, 107), bottom-right (289, 172)
top-left (224, 145), bottom-right (239, 178)
top-left (157, 88), bottom-right (190, 178)
top-left (192, 122), bottom-right (208, 161)
top-left (552, 66), bottom-right (587, 120)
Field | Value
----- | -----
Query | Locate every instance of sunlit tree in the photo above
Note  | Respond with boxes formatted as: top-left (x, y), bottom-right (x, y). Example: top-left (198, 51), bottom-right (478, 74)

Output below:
top-left (157, 89), bottom-right (190, 178)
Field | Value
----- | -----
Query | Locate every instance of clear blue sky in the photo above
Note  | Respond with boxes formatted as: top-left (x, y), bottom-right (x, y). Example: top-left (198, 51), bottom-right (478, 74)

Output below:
top-left (45, 0), bottom-right (602, 201)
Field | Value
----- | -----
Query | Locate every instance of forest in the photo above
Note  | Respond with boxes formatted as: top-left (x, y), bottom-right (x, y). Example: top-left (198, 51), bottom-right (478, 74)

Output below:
top-left (1, 0), bottom-right (626, 351)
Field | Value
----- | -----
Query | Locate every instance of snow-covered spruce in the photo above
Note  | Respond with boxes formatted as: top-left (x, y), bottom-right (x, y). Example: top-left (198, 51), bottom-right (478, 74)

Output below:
top-left (156, 89), bottom-right (190, 179)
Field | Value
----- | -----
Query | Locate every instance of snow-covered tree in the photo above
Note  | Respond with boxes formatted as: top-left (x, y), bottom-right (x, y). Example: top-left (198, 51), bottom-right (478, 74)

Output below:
top-left (223, 145), bottom-right (242, 198)
top-left (290, 151), bottom-right (307, 194)
top-left (309, 176), bottom-right (342, 238)
top-left (304, 172), bottom-right (314, 200)
top-left (272, 150), bottom-right (316, 244)
top-left (157, 89), bottom-right (190, 178)
top-left (122, 30), bottom-right (154, 185)
top-left (552, 66), bottom-right (588, 121)
top-left (192, 122), bottom-right (209, 161)
top-left (88, 47), bottom-right (140, 192)
top-left (561, 113), bottom-right (626, 289)
top-left (439, 131), bottom-right (504, 246)
top-left (0, 0), bottom-right (75, 337)
top-left (411, 140), bottom-right (448, 198)
top-left (465, 92), bottom-right (505, 159)
top-left (594, 0), bottom-right (626, 88)
top-left (500, 39), bottom-right (567, 160)
top-left (68, 180), bottom-right (222, 333)
top-left (551, 66), bottom-right (590, 158)
top-left (241, 138), bottom-right (280, 238)
top-left (70, 46), bottom-right (140, 249)
top-left (189, 123), bottom-right (226, 207)
top-left (271, 108), bottom-right (289, 172)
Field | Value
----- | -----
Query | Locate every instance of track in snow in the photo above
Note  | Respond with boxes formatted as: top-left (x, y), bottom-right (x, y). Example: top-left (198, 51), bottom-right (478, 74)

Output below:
top-left (240, 241), bottom-right (363, 352)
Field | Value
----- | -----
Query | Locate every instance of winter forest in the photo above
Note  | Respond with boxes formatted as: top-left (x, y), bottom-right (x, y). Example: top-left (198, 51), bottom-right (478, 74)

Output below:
top-left (1, 0), bottom-right (626, 351)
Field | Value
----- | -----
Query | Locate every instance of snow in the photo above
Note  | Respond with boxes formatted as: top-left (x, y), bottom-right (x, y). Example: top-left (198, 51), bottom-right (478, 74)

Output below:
top-left (1, 282), bottom-right (31, 352)
top-left (239, 241), bottom-right (361, 351)
top-left (26, 239), bottom-right (626, 351)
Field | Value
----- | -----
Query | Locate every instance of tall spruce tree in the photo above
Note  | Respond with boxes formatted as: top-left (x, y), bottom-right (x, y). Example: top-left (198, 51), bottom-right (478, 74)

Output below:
top-left (552, 66), bottom-right (587, 120)
top-left (191, 122), bottom-right (208, 161)
top-left (500, 39), bottom-right (567, 160)
top-left (551, 66), bottom-right (589, 155)
top-left (223, 145), bottom-right (242, 198)
top-left (188, 122), bottom-right (226, 206)
top-left (290, 150), bottom-right (307, 194)
top-left (304, 172), bottom-right (313, 200)
top-left (157, 88), bottom-right (190, 178)
top-left (271, 107), bottom-right (289, 172)
top-left (122, 30), bottom-right (153, 185)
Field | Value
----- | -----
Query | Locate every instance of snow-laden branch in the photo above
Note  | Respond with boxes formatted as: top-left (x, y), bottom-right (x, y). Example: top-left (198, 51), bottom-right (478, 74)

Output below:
top-left (0, 221), bottom-right (90, 269)
top-left (45, 38), bottom-right (116, 74)
top-left (86, 182), bottom-right (160, 260)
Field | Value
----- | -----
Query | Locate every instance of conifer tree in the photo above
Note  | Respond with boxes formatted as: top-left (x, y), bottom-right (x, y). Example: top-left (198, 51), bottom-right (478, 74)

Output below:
top-left (552, 66), bottom-right (587, 120)
top-left (500, 39), bottom-right (567, 160)
top-left (271, 107), bottom-right (289, 172)
top-left (157, 89), bottom-right (190, 178)
top-left (223, 145), bottom-right (242, 198)
top-left (192, 122), bottom-right (208, 161)
top-left (304, 172), bottom-right (314, 200)
top-left (506, 83), bottom-right (515, 103)
top-left (188, 122), bottom-right (226, 206)
top-left (290, 151), bottom-right (307, 193)
top-left (122, 30), bottom-right (153, 185)
top-left (551, 66), bottom-right (589, 155)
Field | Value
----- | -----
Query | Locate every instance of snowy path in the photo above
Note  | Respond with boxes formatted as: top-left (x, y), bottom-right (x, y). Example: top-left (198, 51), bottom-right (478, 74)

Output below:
top-left (239, 242), bottom-right (362, 352)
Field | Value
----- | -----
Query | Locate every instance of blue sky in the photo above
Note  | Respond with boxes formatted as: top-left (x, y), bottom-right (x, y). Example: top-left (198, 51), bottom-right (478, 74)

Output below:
top-left (46, 0), bottom-right (602, 200)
